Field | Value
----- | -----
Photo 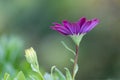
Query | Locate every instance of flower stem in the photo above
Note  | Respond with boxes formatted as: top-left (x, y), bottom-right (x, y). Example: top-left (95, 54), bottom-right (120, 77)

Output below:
top-left (72, 45), bottom-right (79, 80)
top-left (38, 71), bottom-right (44, 80)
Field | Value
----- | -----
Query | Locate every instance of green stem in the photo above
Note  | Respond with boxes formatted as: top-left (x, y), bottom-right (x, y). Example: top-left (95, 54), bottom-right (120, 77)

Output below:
top-left (72, 45), bottom-right (79, 80)
top-left (38, 71), bottom-right (44, 80)
top-left (36, 60), bottom-right (44, 80)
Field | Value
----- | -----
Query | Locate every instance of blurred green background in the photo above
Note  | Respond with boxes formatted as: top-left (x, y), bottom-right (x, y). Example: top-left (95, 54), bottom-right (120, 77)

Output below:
top-left (0, 0), bottom-right (120, 80)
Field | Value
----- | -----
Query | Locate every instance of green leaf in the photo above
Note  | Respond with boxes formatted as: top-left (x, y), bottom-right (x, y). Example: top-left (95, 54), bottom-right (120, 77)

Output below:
top-left (37, 72), bottom-right (44, 80)
top-left (3, 73), bottom-right (10, 80)
top-left (28, 75), bottom-right (40, 80)
top-left (31, 64), bottom-right (39, 73)
top-left (51, 66), bottom-right (56, 78)
top-left (14, 71), bottom-right (26, 80)
top-left (51, 66), bottom-right (66, 80)
top-left (61, 41), bottom-right (75, 55)
top-left (26, 71), bottom-right (44, 80)
top-left (64, 68), bottom-right (72, 80)
top-left (73, 64), bottom-right (78, 80)
top-left (30, 63), bottom-right (44, 80)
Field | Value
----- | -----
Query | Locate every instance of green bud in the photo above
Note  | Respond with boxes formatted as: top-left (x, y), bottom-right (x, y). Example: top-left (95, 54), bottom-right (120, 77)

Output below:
top-left (25, 47), bottom-right (37, 64)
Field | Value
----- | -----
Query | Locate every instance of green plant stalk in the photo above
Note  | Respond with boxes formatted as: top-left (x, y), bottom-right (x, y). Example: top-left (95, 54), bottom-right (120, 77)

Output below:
top-left (36, 59), bottom-right (44, 80)
top-left (72, 45), bottom-right (79, 80)
top-left (38, 71), bottom-right (44, 80)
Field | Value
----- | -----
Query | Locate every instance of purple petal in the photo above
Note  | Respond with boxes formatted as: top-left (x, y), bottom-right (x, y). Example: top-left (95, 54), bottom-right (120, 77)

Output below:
top-left (78, 17), bottom-right (86, 27)
top-left (80, 20), bottom-right (92, 33)
top-left (53, 22), bottom-right (62, 26)
top-left (62, 20), bottom-right (74, 34)
top-left (77, 17), bottom-right (86, 34)
top-left (54, 28), bottom-right (69, 35)
top-left (80, 18), bottom-right (99, 33)
top-left (51, 26), bottom-right (68, 35)
top-left (51, 24), bottom-right (71, 35)
top-left (86, 18), bottom-right (99, 32)
top-left (70, 22), bottom-right (79, 34)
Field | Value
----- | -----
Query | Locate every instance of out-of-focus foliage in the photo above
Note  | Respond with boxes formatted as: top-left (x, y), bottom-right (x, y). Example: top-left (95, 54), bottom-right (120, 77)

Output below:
top-left (2, 48), bottom-right (73, 80)
top-left (0, 35), bottom-right (27, 79)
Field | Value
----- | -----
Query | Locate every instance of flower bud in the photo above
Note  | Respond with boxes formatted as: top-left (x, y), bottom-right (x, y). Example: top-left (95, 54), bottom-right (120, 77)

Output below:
top-left (25, 47), bottom-right (37, 64)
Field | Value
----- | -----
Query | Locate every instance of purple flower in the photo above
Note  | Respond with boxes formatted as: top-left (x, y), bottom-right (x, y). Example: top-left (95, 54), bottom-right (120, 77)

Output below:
top-left (51, 17), bottom-right (99, 35)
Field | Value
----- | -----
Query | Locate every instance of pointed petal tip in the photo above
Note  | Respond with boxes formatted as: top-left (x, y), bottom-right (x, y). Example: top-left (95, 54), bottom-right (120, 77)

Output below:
top-left (93, 18), bottom-right (100, 22)
top-left (50, 26), bottom-right (55, 30)
top-left (52, 22), bottom-right (60, 25)
top-left (62, 20), bottom-right (69, 22)
top-left (50, 25), bottom-right (59, 30)
top-left (62, 20), bottom-right (70, 24)
top-left (78, 17), bottom-right (87, 23)
top-left (79, 17), bottom-right (86, 20)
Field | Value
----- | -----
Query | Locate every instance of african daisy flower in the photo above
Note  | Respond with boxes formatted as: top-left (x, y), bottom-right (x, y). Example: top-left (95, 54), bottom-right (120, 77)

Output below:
top-left (51, 17), bottom-right (99, 46)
